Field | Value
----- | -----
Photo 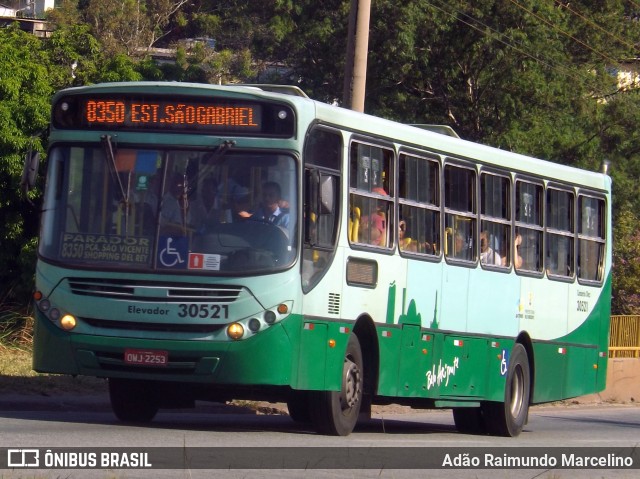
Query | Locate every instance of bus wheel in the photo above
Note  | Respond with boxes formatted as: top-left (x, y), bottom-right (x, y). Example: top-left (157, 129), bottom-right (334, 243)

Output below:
top-left (483, 343), bottom-right (530, 437)
top-left (452, 407), bottom-right (486, 434)
top-left (310, 334), bottom-right (363, 436)
top-left (108, 378), bottom-right (159, 423)
top-left (286, 390), bottom-right (311, 424)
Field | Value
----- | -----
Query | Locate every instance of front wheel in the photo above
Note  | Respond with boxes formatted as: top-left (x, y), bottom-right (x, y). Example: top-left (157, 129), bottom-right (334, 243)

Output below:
top-left (483, 343), bottom-right (530, 437)
top-left (310, 334), bottom-right (364, 436)
top-left (109, 378), bottom-right (159, 423)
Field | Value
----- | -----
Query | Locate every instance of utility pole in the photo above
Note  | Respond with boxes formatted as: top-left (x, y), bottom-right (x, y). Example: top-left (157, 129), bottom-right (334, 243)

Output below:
top-left (343, 0), bottom-right (371, 113)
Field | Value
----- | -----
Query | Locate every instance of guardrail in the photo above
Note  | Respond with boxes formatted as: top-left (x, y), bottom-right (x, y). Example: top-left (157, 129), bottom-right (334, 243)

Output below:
top-left (609, 315), bottom-right (640, 358)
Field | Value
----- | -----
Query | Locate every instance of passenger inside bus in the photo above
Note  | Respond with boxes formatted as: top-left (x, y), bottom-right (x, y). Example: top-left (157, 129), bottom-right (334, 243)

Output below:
top-left (453, 229), bottom-right (472, 260)
top-left (514, 232), bottom-right (524, 269)
top-left (358, 187), bottom-right (388, 247)
top-left (190, 177), bottom-right (221, 231)
top-left (398, 219), bottom-right (417, 252)
top-left (480, 230), bottom-right (502, 265)
top-left (159, 172), bottom-right (197, 234)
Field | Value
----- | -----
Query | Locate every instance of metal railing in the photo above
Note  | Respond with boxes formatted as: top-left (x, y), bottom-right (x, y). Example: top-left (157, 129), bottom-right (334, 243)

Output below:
top-left (609, 315), bottom-right (640, 358)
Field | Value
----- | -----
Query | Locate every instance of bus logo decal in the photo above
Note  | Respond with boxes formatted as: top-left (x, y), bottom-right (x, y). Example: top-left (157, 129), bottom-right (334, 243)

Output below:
top-left (426, 357), bottom-right (460, 390)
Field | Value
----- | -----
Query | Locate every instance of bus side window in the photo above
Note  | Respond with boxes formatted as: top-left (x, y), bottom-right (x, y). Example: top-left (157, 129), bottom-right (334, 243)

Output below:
top-left (480, 172), bottom-right (510, 268)
top-left (398, 153), bottom-right (440, 255)
top-left (515, 180), bottom-right (543, 273)
top-left (546, 187), bottom-right (575, 278)
top-left (349, 140), bottom-right (394, 248)
top-left (577, 195), bottom-right (605, 282)
top-left (444, 163), bottom-right (476, 262)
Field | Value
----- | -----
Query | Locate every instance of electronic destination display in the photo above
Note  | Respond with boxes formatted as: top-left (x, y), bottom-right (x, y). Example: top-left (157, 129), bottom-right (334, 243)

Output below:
top-left (53, 93), bottom-right (295, 137)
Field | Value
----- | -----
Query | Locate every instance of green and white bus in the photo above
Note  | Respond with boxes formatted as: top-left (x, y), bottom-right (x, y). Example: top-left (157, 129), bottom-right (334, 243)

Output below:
top-left (30, 82), bottom-right (611, 436)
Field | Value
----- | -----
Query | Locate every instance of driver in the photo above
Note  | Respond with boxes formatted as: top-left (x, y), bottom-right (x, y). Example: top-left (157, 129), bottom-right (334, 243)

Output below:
top-left (252, 181), bottom-right (290, 228)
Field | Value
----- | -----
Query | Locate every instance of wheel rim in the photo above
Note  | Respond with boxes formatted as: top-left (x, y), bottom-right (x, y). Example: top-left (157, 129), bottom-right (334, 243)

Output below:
top-left (509, 364), bottom-right (524, 418)
top-left (341, 356), bottom-right (361, 411)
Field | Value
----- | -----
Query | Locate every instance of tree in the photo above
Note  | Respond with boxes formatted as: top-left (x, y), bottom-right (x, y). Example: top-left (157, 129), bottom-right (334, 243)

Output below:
top-left (0, 26), bottom-right (52, 301)
top-left (612, 209), bottom-right (640, 314)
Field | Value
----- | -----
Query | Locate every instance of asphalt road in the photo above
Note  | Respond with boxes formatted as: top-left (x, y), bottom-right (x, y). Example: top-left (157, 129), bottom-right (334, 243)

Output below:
top-left (0, 394), bottom-right (639, 479)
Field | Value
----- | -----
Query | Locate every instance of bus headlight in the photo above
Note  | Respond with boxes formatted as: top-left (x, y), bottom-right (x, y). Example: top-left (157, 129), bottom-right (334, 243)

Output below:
top-left (60, 314), bottom-right (77, 331)
top-left (227, 323), bottom-right (244, 340)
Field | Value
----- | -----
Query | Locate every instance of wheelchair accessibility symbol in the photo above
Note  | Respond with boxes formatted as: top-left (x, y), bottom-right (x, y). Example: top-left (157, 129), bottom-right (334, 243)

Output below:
top-left (500, 349), bottom-right (509, 376)
top-left (158, 236), bottom-right (188, 269)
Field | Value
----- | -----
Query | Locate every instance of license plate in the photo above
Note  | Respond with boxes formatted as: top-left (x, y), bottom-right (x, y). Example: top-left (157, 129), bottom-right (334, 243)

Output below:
top-left (124, 349), bottom-right (168, 367)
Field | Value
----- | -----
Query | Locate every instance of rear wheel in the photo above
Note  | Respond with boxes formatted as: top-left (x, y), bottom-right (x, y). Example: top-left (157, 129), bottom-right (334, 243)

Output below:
top-left (109, 378), bottom-right (159, 423)
top-left (310, 334), bottom-right (363, 436)
top-left (483, 343), bottom-right (530, 437)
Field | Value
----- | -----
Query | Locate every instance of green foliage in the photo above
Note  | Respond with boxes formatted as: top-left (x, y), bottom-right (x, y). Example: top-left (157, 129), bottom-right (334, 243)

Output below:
top-left (3, 0), bottom-right (640, 313)
top-left (0, 26), bottom-right (52, 302)
top-left (612, 209), bottom-right (640, 314)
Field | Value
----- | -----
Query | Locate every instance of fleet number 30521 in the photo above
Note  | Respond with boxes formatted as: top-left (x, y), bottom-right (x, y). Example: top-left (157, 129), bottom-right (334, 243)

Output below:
top-left (178, 304), bottom-right (229, 319)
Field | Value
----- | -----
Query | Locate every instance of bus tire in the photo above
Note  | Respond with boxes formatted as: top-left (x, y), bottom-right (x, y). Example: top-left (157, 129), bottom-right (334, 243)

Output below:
top-left (310, 334), bottom-right (363, 436)
top-left (286, 390), bottom-right (312, 423)
top-left (483, 343), bottom-right (530, 437)
top-left (108, 378), bottom-right (159, 423)
top-left (452, 407), bottom-right (486, 434)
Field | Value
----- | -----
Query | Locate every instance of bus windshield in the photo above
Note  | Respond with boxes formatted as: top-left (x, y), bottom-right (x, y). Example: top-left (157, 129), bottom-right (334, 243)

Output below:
top-left (39, 145), bottom-right (298, 273)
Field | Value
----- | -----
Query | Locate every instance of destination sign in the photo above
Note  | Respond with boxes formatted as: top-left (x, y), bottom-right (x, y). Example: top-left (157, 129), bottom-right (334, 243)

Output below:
top-left (53, 93), bottom-right (295, 136)
top-left (84, 100), bottom-right (261, 130)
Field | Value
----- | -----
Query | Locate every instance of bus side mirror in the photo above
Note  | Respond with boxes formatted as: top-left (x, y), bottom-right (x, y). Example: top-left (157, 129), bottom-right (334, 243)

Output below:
top-left (319, 175), bottom-right (335, 215)
top-left (21, 149), bottom-right (40, 194)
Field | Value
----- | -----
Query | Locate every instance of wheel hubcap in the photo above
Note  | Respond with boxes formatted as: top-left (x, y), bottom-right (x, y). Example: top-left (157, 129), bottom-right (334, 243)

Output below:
top-left (510, 365), bottom-right (524, 417)
top-left (341, 357), bottom-right (361, 410)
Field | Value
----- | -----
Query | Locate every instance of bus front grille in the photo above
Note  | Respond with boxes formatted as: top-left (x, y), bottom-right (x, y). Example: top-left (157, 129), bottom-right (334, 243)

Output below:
top-left (67, 277), bottom-right (242, 302)
top-left (80, 317), bottom-right (226, 333)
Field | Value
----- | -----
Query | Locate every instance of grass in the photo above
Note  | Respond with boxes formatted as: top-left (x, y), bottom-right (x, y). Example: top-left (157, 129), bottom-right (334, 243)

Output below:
top-left (0, 303), bottom-right (106, 395)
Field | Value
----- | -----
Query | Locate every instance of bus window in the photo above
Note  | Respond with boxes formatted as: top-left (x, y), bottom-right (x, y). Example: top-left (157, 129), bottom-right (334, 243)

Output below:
top-left (349, 141), bottom-right (394, 248)
top-left (302, 127), bottom-right (342, 291)
top-left (546, 187), bottom-right (575, 278)
top-left (515, 180), bottom-right (543, 273)
top-left (444, 163), bottom-right (476, 262)
top-left (398, 153), bottom-right (440, 255)
top-left (480, 172), bottom-right (510, 268)
top-left (578, 195), bottom-right (605, 283)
